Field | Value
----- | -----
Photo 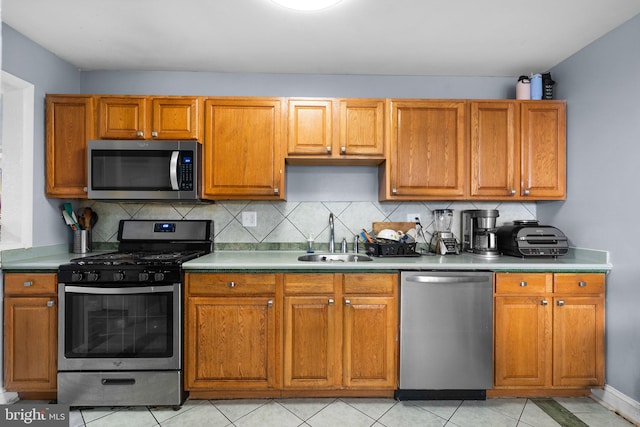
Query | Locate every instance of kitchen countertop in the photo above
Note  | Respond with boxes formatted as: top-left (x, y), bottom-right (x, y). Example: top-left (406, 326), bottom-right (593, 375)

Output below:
top-left (0, 247), bottom-right (611, 272)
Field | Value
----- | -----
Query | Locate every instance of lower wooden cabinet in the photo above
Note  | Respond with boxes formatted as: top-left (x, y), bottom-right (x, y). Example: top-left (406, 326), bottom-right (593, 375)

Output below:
top-left (184, 272), bottom-right (398, 396)
top-left (3, 273), bottom-right (58, 392)
top-left (493, 272), bottom-right (605, 392)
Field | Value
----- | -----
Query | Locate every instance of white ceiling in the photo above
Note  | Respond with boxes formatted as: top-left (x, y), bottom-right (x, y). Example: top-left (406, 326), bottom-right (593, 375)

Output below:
top-left (4, 0), bottom-right (640, 76)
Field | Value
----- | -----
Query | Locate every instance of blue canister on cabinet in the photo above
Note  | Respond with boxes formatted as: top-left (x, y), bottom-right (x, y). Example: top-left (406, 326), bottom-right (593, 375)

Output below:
top-left (530, 73), bottom-right (542, 100)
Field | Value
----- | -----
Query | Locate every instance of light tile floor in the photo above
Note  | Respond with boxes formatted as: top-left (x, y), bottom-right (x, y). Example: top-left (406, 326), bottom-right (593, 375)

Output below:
top-left (48, 396), bottom-right (634, 427)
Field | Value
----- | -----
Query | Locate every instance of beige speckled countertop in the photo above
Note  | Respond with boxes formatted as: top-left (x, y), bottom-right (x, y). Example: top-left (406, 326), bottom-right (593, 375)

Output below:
top-left (0, 246), bottom-right (611, 273)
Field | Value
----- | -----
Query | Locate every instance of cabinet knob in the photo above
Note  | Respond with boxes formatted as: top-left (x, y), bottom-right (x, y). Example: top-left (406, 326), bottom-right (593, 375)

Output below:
top-left (228, 281), bottom-right (235, 288)
top-left (519, 281), bottom-right (527, 287)
top-left (326, 146), bottom-right (332, 153)
top-left (391, 188), bottom-right (397, 194)
top-left (557, 300), bottom-right (565, 306)
top-left (273, 188), bottom-right (279, 195)
top-left (267, 300), bottom-right (273, 307)
top-left (151, 131), bottom-right (158, 137)
top-left (23, 281), bottom-right (33, 287)
top-left (136, 130), bottom-right (144, 137)
top-left (541, 300), bottom-right (548, 306)
top-left (523, 189), bottom-right (531, 196)
top-left (328, 298), bottom-right (334, 305)
top-left (345, 299), bottom-right (351, 306)
top-left (83, 187), bottom-right (88, 193)
top-left (47, 300), bottom-right (55, 307)
top-left (578, 281), bottom-right (587, 287)
top-left (509, 189), bottom-right (516, 195)
top-left (340, 146), bottom-right (346, 154)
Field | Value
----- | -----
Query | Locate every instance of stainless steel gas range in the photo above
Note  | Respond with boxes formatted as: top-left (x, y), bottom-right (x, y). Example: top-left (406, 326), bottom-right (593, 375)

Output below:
top-left (56, 219), bottom-right (212, 407)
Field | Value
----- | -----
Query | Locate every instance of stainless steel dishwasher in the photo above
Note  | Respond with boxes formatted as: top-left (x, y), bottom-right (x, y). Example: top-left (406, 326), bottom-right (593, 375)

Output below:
top-left (395, 271), bottom-right (493, 400)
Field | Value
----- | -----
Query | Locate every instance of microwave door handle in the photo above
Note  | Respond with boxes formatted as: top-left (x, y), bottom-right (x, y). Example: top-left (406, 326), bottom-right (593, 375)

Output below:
top-left (170, 151), bottom-right (180, 190)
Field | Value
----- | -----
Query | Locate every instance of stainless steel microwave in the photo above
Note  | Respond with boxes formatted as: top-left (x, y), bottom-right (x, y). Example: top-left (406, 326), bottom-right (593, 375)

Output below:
top-left (87, 140), bottom-right (201, 201)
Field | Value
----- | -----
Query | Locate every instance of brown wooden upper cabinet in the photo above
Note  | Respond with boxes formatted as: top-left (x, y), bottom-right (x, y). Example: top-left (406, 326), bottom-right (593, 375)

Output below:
top-left (97, 96), bottom-right (201, 140)
top-left (286, 98), bottom-right (386, 163)
top-left (470, 100), bottom-right (566, 200)
top-left (380, 100), bottom-right (467, 200)
top-left (202, 97), bottom-right (285, 199)
top-left (45, 95), bottom-right (95, 198)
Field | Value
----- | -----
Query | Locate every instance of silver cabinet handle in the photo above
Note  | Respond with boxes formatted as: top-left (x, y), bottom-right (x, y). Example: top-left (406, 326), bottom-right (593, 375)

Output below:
top-left (328, 298), bottom-right (334, 305)
top-left (341, 146), bottom-right (346, 154)
top-left (274, 188), bottom-right (279, 195)
top-left (557, 300), bottom-right (565, 306)
top-left (541, 300), bottom-right (548, 306)
top-left (267, 300), bottom-right (273, 307)
top-left (47, 300), bottom-right (55, 307)
top-left (520, 281), bottom-right (527, 287)
top-left (326, 146), bottom-right (332, 153)
top-left (523, 189), bottom-right (531, 196)
top-left (136, 130), bottom-right (144, 137)
top-left (391, 188), bottom-right (397, 194)
top-left (345, 299), bottom-right (351, 306)
top-left (228, 281), bottom-right (235, 288)
top-left (578, 281), bottom-right (587, 287)
top-left (23, 281), bottom-right (33, 287)
top-left (509, 189), bottom-right (516, 195)
top-left (151, 131), bottom-right (158, 137)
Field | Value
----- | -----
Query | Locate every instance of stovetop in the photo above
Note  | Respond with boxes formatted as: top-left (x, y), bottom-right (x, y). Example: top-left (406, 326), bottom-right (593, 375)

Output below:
top-left (69, 250), bottom-right (206, 266)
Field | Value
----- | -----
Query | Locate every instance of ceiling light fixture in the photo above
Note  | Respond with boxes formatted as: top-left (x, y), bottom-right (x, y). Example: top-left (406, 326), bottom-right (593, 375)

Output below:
top-left (271, 0), bottom-right (343, 11)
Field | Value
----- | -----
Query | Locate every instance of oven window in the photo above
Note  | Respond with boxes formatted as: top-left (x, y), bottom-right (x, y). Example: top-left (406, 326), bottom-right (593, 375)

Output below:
top-left (64, 291), bottom-right (173, 358)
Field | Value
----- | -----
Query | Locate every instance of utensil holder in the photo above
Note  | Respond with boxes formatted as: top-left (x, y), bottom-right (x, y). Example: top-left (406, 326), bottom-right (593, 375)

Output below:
top-left (73, 230), bottom-right (92, 254)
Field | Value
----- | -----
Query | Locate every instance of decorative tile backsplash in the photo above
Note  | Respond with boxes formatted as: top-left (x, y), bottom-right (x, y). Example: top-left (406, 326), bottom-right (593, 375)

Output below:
top-left (84, 200), bottom-right (536, 251)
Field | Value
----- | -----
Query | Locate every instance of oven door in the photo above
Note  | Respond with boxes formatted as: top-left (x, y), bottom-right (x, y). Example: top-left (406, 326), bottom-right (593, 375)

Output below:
top-left (58, 283), bottom-right (181, 371)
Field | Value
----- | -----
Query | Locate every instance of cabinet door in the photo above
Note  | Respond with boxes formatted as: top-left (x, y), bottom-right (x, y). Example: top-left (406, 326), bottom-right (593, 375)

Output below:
top-left (552, 296), bottom-right (604, 387)
top-left (97, 96), bottom-right (148, 139)
top-left (343, 296), bottom-right (396, 389)
top-left (151, 97), bottom-right (200, 140)
top-left (185, 296), bottom-right (276, 390)
top-left (203, 98), bottom-right (284, 199)
top-left (386, 100), bottom-right (467, 199)
top-left (283, 296), bottom-right (340, 389)
top-left (45, 95), bottom-right (94, 198)
top-left (520, 101), bottom-right (566, 199)
top-left (338, 99), bottom-right (386, 157)
top-left (494, 296), bottom-right (551, 387)
top-left (4, 297), bottom-right (57, 391)
top-left (470, 101), bottom-right (519, 198)
top-left (287, 99), bottom-right (333, 155)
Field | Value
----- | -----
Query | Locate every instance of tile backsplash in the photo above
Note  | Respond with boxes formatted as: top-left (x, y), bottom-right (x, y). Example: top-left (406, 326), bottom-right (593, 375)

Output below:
top-left (84, 200), bottom-right (536, 251)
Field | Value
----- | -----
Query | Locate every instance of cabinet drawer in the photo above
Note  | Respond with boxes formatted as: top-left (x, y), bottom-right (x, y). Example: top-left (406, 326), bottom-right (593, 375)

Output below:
top-left (284, 274), bottom-right (335, 294)
top-left (4, 273), bottom-right (57, 295)
top-left (554, 273), bottom-right (605, 294)
top-left (495, 273), bottom-right (551, 294)
top-left (186, 273), bottom-right (276, 296)
top-left (343, 273), bottom-right (397, 294)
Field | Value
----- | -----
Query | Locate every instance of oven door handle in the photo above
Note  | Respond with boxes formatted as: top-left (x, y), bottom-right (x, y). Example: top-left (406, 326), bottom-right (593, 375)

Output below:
top-left (63, 285), bottom-right (175, 294)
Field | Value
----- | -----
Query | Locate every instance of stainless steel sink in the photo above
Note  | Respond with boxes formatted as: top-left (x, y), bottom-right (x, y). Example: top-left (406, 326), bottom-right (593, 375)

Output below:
top-left (297, 253), bottom-right (374, 262)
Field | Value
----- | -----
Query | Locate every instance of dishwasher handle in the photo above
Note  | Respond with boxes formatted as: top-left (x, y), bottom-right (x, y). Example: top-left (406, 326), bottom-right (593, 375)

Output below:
top-left (405, 275), bottom-right (490, 284)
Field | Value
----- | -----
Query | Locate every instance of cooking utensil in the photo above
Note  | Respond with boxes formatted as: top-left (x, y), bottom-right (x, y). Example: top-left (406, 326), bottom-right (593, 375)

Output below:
top-left (361, 229), bottom-right (374, 243)
top-left (62, 210), bottom-right (77, 230)
top-left (83, 207), bottom-right (93, 230)
top-left (63, 203), bottom-right (80, 229)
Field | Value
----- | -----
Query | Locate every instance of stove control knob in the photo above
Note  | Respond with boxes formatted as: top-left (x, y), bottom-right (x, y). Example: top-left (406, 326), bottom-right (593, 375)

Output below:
top-left (113, 271), bottom-right (125, 281)
top-left (71, 272), bottom-right (84, 282)
top-left (154, 272), bottom-right (165, 282)
top-left (139, 272), bottom-right (150, 282)
top-left (86, 271), bottom-right (100, 282)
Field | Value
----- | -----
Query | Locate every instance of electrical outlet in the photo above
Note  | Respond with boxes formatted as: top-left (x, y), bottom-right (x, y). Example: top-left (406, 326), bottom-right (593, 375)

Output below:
top-left (407, 213), bottom-right (421, 223)
top-left (242, 211), bottom-right (257, 227)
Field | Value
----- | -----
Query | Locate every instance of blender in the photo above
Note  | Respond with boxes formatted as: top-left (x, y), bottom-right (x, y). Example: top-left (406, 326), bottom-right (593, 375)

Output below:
top-left (430, 209), bottom-right (459, 255)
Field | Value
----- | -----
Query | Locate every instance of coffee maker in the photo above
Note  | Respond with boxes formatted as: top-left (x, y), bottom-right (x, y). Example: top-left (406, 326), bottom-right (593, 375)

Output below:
top-left (461, 209), bottom-right (500, 257)
top-left (430, 209), bottom-right (459, 255)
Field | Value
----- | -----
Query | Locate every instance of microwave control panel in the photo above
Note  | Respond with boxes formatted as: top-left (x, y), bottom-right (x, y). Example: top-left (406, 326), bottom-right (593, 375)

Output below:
top-left (180, 152), bottom-right (194, 190)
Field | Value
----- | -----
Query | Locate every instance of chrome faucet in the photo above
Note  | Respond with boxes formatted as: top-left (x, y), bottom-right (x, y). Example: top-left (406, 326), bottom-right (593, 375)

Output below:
top-left (328, 213), bottom-right (335, 253)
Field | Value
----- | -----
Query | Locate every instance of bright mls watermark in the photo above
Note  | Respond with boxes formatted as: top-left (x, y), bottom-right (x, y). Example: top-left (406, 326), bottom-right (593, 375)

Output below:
top-left (1, 405), bottom-right (69, 426)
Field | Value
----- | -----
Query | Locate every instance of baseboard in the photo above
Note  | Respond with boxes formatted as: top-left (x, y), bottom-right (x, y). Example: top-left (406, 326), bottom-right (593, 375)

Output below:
top-left (591, 385), bottom-right (640, 425)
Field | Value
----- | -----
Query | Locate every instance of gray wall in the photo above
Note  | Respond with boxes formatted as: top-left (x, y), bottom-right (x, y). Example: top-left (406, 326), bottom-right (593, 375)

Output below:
top-left (541, 14), bottom-right (640, 400)
top-left (2, 25), bottom-right (82, 247)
